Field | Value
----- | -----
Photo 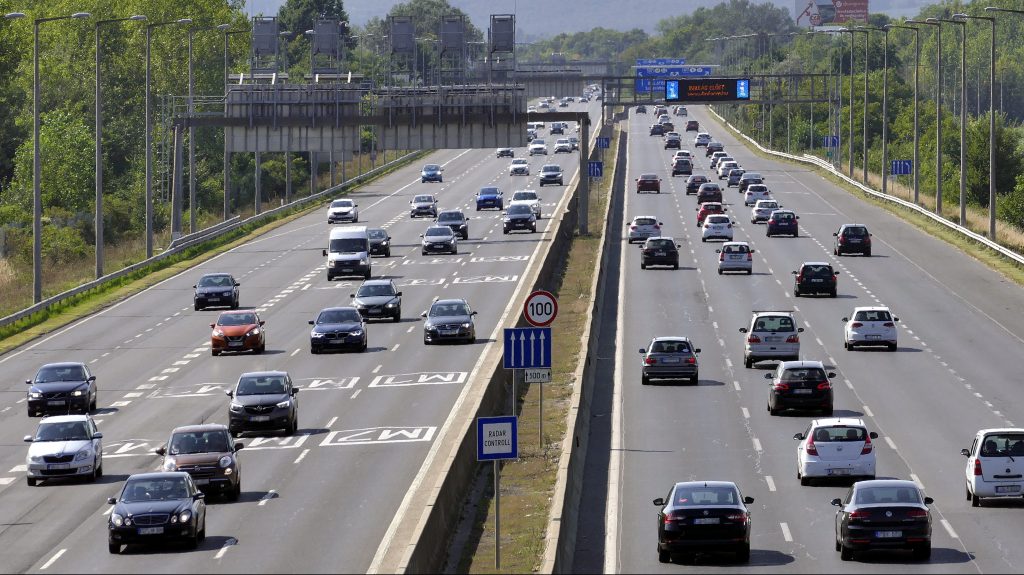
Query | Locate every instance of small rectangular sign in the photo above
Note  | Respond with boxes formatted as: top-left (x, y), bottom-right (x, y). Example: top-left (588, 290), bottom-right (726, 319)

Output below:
top-left (596, 137), bottom-right (610, 149)
top-left (822, 135), bottom-right (839, 148)
top-left (477, 416), bottom-right (518, 461)
top-left (890, 159), bottom-right (913, 176)
top-left (665, 78), bottom-right (750, 102)
top-left (524, 368), bottom-right (552, 384)
top-left (637, 57), bottom-right (687, 66)
top-left (503, 327), bottom-right (553, 369)
top-left (588, 161), bottom-right (604, 179)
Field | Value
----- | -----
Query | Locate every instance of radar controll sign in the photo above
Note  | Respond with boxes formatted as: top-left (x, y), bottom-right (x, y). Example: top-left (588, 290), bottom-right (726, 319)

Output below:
top-left (665, 78), bottom-right (750, 102)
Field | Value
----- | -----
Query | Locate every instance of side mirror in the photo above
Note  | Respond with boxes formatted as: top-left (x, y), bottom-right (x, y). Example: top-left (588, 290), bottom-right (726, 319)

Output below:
top-left (259, 320), bottom-right (266, 326)
top-left (842, 317), bottom-right (849, 322)
top-left (234, 442), bottom-right (244, 451)
top-left (25, 380), bottom-right (32, 385)
top-left (192, 284), bottom-right (198, 289)
top-left (750, 249), bottom-right (755, 253)
top-left (93, 432), bottom-right (103, 439)
top-left (743, 496), bottom-right (755, 504)
top-left (833, 232), bottom-right (838, 237)
top-left (797, 327), bottom-right (805, 333)
top-left (796, 216), bottom-right (800, 219)
top-left (209, 323), bottom-right (216, 329)
top-left (349, 294), bottom-right (355, 298)
top-left (471, 311), bottom-right (478, 316)
top-left (961, 448), bottom-right (971, 457)
top-left (715, 249), bottom-right (722, 254)
top-left (322, 249), bottom-right (328, 257)
top-left (893, 317), bottom-right (900, 322)
top-left (107, 497), bottom-right (117, 505)
top-left (676, 244), bottom-right (681, 248)
top-left (827, 372), bottom-right (837, 378)
top-left (831, 498), bottom-right (843, 507)
top-left (308, 320), bottom-right (315, 325)
top-left (23, 435), bottom-right (33, 443)
top-left (653, 497), bottom-right (665, 507)
top-left (764, 373), bottom-right (773, 379)
top-left (659, 222), bottom-right (664, 226)
top-left (869, 432), bottom-right (879, 439)
top-left (396, 292), bottom-right (403, 297)
top-left (155, 446), bottom-right (166, 456)
top-left (924, 497), bottom-right (934, 505)
top-left (791, 270), bottom-right (798, 275)
top-left (793, 433), bottom-right (804, 440)
top-left (420, 234), bottom-right (424, 238)
top-left (234, 282), bottom-right (240, 286)
top-left (195, 492), bottom-right (206, 500)
top-left (834, 271), bottom-right (840, 275)
top-left (739, 328), bottom-right (748, 333)
top-left (638, 348), bottom-right (646, 354)
top-left (694, 348), bottom-right (701, 354)
top-left (291, 388), bottom-right (299, 396)
top-left (420, 311), bottom-right (428, 318)
top-left (225, 389), bottom-right (233, 397)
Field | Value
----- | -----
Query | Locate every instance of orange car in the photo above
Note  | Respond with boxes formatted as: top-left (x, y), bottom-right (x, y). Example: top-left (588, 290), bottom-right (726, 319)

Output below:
top-left (210, 310), bottom-right (266, 356)
top-left (696, 202), bottom-right (726, 226)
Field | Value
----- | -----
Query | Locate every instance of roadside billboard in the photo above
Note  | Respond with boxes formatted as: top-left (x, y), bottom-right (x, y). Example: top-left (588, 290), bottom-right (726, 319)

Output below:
top-left (795, 0), bottom-right (869, 27)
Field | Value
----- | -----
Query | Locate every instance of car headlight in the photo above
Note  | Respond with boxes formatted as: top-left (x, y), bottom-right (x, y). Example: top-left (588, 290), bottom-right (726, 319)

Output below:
top-left (461, 322), bottom-right (472, 329)
top-left (360, 258), bottom-right (368, 265)
top-left (71, 390), bottom-right (84, 397)
top-left (111, 513), bottom-right (124, 527)
top-left (178, 510), bottom-right (192, 524)
top-left (311, 330), bottom-right (325, 338)
top-left (381, 240), bottom-right (389, 246)
top-left (74, 449), bottom-right (91, 462)
top-left (503, 217), bottom-right (511, 222)
top-left (385, 303), bottom-right (397, 308)
top-left (246, 327), bottom-right (261, 337)
top-left (219, 455), bottom-right (233, 468)
top-left (163, 460), bottom-right (177, 471)
top-left (29, 392), bottom-right (42, 399)
top-left (213, 329), bottom-right (225, 338)
top-left (350, 329), bottom-right (364, 337)
top-left (29, 454), bottom-right (43, 463)
top-left (229, 402), bottom-right (243, 413)
top-left (276, 399), bottom-right (291, 409)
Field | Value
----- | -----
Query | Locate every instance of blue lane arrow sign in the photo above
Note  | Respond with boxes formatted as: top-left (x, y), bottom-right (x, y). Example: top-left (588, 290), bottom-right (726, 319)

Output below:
top-left (503, 327), bottom-right (552, 369)
top-left (890, 159), bottom-right (913, 176)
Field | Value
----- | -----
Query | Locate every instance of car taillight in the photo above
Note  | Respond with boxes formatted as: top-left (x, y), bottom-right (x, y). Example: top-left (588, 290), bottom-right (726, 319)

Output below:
top-left (805, 436), bottom-right (818, 456)
top-left (685, 357), bottom-right (696, 365)
top-left (725, 512), bottom-right (749, 524)
top-left (838, 236), bottom-right (846, 244)
top-left (785, 334), bottom-right (800, 343)
top-left (719, 252), bottom-right (726, 261)
top-left (974, 458), bottom-right (983, 476)
top-left (630, 226), bottom-right (637, 230)
top-left (851, 322), bottom-right (863, 328)
top-left (645, 357), bottom-right (657, 365)
top-left (861, 435), bottom-right (873, 455)
top-left (768, 219), bottom-right (775, 224)
top-left (653, 224), bottom-right (660, 229)
top-left (907, 509), bottom-right (928, 519)
top-left (663, 511), bottom-right (684, 524)
top-left (796, 275), bottom-right (803, 283)
top-left (747, 335), bottom-right (761, 343)
top-left (773, 382), bottom-right (789, 391)
top-left (817, 382), bottom-right (832, 390)
top-left (849, 510), bottom-right (870, 520)
top-left (747, 252), bottom-right (753, 261)
top-left (883, 322), bottom-right (894, 327)
top-left (864, 237), bottom-right (871, 244)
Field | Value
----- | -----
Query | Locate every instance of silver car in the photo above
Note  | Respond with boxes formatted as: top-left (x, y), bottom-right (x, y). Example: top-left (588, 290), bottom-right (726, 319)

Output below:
top-left (627, 216), bottom-right (663, 243)
top-left (716, 241), bottom-right (754, 275)
top-left (25, 414), bottom-right (103, 485)
top-left (640, 337), bottom-right (701, 385)
top-left (751, 199), bottom-right (781, 223)
top-left (739, 311), bottom-right (803, 368)
top-left (409, 194), bottom-right (438, 218)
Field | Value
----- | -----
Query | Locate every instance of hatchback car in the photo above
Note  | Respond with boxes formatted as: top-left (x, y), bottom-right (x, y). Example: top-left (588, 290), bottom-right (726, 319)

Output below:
top-left (670, 158), bottom-right (692, 177)
top-left (636, 173), bottom-right (662, 193)
top-left (26, 362), bottom-right (97, 416)
top-left (436, 210), bottom-right (470, 239)
top-left (422, 298), bottom-right (477, 344)
top-left (743, 184), bottom-right (772, 206)
top-left (210, 310), bottom-right (265, 356)
top-left (709, 151), bottom-right (729, 167)
top-left (640, 337), bottom-right (700, 384)
top-left (636, 104), bottom-right (647, 114)
top-left (554, 139), bottom-right (572, 154)
top-left (350, 279), bottom-right (402, 322)
top-left (738, 172), bottom-right (764, 193)
top-left (671, 150), bottom-right (693, 161)
top-left (717, 161), bottom-right (740, 179)
top-left (156, 424), bottom-right (243, 501)
top-left (765, 209), bottom-right (799, 237)
top-left (326, 198), bottom-right (359, 223)
top-left (832, 480), bottom-right (933, 561)
top-left (696, 202), bottom-right (725, 226)
top-left (409, 194), bottom-right (438, 218)
top-left (674, 105), bottom-right (688, 116)
top-left (529, 139), bottom-right (549, 155)
top-left (502, 203), bottom-right (538, 234)
top-left (193, 273), bottom-right (240, 311)
top-left (627, 216), bottom-right (663, 243)
top-left (509, 158), bottom-right (530, 176)
top-left (226, 371), bottom-right (299, 435)
top-left (843, 306), bottom-right (898, 350)
top-left (309, 307), bottom-right (367, 353)
top-left (794, 418), bottom-right (878, 485)
top-left (649, 123), bottom-right (665, 136)
top-left (475, 186), bottom-right (504, 211)
top-left (726, 168), bottom-right (746, 187)
top-left (510, 190), bottom-right (542, 218)
top-left (24, 414), bottom-right (103, 485)
top-left (654, 481), bottom-right (753, 563)
top-left (694, 132), bottom-right (712, 146)
top-left (685, 174), bottom-right (709, 195)
top-left (421, 225), bottom-right (459, 255)
top-left (421, 163), bottom-right (443, 182)
top-left (664, 133), bottom-right (682, 149)
top-left (697, 183), bottom-right (723, 204)
top-left (107, 472), bottom-right (206, 554)
top-left (658, 113), bottom-right (671, 124)
top-left (793, 262), bottom-right (839, 297)
top-left (661, 121), bottom-right (675, 133)
top-left (685, 120), bottom-right (700, 132)
top-left (740, 310), bottom-right (803, 368)
top-left (495, 147), bottom-right (514, 158)
top-left (705, 141), bottom-right (725, 156)
top-left (963, 428), bottom-right (1024, 506)
top-left (766, 360), bottom-right (835, 416)
top-left (539, 164), bottom-right (564, 186)
top-left (716, 242), bottom-right (754, 275)
top-left (367, 227), bottom-right (392, 257)
top-left (750, 199), bottom-right (781, 223)
top-left (701, 214), bottom-right (734, 242)
top-left (834, 224), bottom-right (872, 256)
top-left (640, 237), bottom-right (681, 270)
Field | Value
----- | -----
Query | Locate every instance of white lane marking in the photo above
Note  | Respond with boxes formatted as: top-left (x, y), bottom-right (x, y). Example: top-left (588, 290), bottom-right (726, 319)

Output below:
top-left (40, 549), bottom-right (65, 570)
top-left (258, 490), bottom-right (277, 506)
top-left (123, 392), bottom-right (142, 398)
top-left (910, 473), bottom-right (924, 489)
top-left (10, 465), bottom-right (27, 472)
top-left (161, 367), bottom-right (179, 373)
top-left (214, 540), bottom-right (234, 559)
top-left (724, 358), bottom-right (732, 368)
top-left (111, 401), bottom-right (131, 407)
top-left (291, 348), bottom-right (301, 357)
top-left (941, 519), bottom-right (959, 539)
top-left (752, 437), bottom-right (762, 452)
top-left (372, 365), bottom-right (383, 374)
top-left (392, 344), bottom-right (401, 351)
top-left (845, 379), bottom-right (854, 389)
top-left (741, 407), bottom-right (750, 419)
top-left (780, 522), bottom-right (793, 542)
top-left (863, 405), bottom-right (874, 417)
top-left (149, 376), bottom-right (168, 381)
top-left (733, 381), bottom-right (741, 391)
top-left (815, 337), bottom-right (824, 347)
top-left (0, 477), bottom-right (14, 485)
top-left (765, 475), bottom-right (776, 492)
top-left (293, 449), bottom-right (310, 465)
top-left (183, 353), bottom-right (200, 359)
top-left (885, 437), bottom-right (898, 450)
top-left (406, 326), bottom-right (415, 333)
top-left (351, 389), bottom-right (362, 399)
top-left (326, 416), bottom-right (338, 428)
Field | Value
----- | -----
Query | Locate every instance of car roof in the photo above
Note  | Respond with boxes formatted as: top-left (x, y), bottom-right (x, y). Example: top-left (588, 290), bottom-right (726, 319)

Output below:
top-left (722, 241), bottom-right (750, 247)
top-left (200, 272), bottom-right (232, 278)
top-left (645, 236), bottom-right (676, 242)
top-left (852, 479), bottom-right (920, 490)
top-left (38, 361), bottom-right (87, 369)
top-left (800, 261), bottom-right (833, 267)
top-left (127, 471), bottom-right (191, 481)
top-left (752, 310), bottom-right (794, 316)
top-left (778, 360), bottom-right (826, 369)
top-left (542, 164), bottom-right (561, 169)
top-left (433, 298), bottom-right (468, 306)
top-left (632, 215), bottom-right (658, 220)
top-left (361, 279), bottom-right (395, 287)
top-left (39, 414), bottom-right (91, 424)
top-left (170, 423), bottom-right (230, 434)
top-left (438, 209), bottom-right (465, 215)
top-left (673, 480), bottom-right (738, 490)
top-left (976, 428), bottom-right (1024, 435)
top-left (811, 417), bottom-right (866, 428)
top-left (239, 370), bottom-right (290, 378)
top-left (852, 305), bottom-right (890, 312)
top-left (425, 225), bottom-right (454, 232)
top-left (651, 336), bottom-right (692, 343)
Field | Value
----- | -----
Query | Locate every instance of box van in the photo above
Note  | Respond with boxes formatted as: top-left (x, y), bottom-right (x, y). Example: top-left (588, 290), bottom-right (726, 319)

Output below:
top-left (323, 226), bottom-right (371, 280)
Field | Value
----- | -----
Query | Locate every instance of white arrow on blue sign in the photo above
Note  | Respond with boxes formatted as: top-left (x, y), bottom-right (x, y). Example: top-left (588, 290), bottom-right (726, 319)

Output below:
top-left (503, 327), bottom-right (553, 369)
top-left (636, 58), bottom-right (687, 66)
top-left (596, 137), bottom-right (610, 149)
top-left (822, 135), bottom-right (839, 148)
top-left (890, 160), bottom-right (913, 176)
top-left (588, 161), bottom-right (604, 178)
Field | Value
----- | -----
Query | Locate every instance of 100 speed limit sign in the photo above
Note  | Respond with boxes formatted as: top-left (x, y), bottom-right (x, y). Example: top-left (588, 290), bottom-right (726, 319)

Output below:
top-left (524, 290), bottom-right (558, 327)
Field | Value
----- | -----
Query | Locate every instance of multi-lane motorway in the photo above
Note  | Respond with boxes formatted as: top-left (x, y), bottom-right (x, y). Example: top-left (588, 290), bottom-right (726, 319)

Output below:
top-left (574, 105), bottom-right (1024, 573)
top-left (0, 100), bottom-right (595, 573)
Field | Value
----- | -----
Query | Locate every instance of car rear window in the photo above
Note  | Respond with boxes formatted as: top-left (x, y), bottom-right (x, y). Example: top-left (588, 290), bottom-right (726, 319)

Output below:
top-left (980, 433), bottom-right (1024, 456)
top-left (843, 226), bottom-right (868, 236)
top-left (855, 486), bottom-right (921, 505)
top-left (853, 310), bottom-right (892, 322)
top-left (723, 244), bottom-right (749, 254)
top-left (647, 239), bottom-right (675, 249)
top-left (706, 215), bottom-right (730, 225)
top-left (774, 212), bottom-right (794, 220)
top-left (650, 340), bottom-right (691, 353)
top-left (812, 426), bottom-right (866, 442)
top-left (640, 174), bottom-right (658, 180)
top-left (781, 367), bottom-right (827, 382)
top-left (747, 185), bottom-right (768, 193)
top-left (753, 315), bottom-right (794, 332)
top-left (635, 217), bottom-right (657, 226)
top-left (802, 265), bottom-right (834, 277)
top-left (673, 485), bottom-right (738, 506)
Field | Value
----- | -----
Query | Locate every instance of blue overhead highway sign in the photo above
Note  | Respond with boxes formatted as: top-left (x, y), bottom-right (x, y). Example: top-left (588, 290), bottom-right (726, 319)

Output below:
top-left (596, 137), bottom-right (610, 149)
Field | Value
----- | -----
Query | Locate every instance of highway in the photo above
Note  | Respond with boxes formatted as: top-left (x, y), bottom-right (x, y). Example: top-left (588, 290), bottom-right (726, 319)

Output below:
top-left (0, 100), bottom-right (595, 573)
top-left (574, 105), bottom-right (1024, 573)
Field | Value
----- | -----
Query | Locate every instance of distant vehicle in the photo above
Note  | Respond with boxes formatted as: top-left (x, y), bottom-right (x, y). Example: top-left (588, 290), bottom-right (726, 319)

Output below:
top-left (476, 186), bottom-right (504, 211)
top-left (421, 164), bottom-right (443, 183)
top-left (738, 172), bottom-right (764, 192)
top-left (627, 216), bottom-right (663, 243)
top-left (569, 136), bottom-right (580, 150)
top-left (716, 241), bottom-right (754, 275)
top-left (705, 142), bottom-right (724, 156)
top-left (743, 184), bottom-right (772, 206)
top-left (227, 371), bottom-right (299, 434)
top-left (639, 336), bottom-right (700, 384)
top-left (327, 198), bottom-right (359, 223)
top-left (421, 225), bottom-right (459, 255)
top-left (421, 298), bottom-right (477, 344)
top-left (367, 227), bottom-right (392, 257)
top-left (437, 210), bottom-right (470, 239)
top-left (502, 203), bottom-right (538, 234)
top-left (664, 133), bottom-right (682, 149)
top-left (509, 158), bottom-right (530, 176)
top-left (649, 123), bottom-right (665, 136)
top-left (696, 201), bottom-right (725, 226)
top-left (834, 224), bottom-right (872, 256)
top-left (843, 306), bottom-right (898, 350)
top-left (24, 414), bottom-right (103, 485)
top-left (766, 360), bottom-right (835, 416)
top-left (793, 261), bottom-right (839, 297)
top-left (636, 173), bottom-right (662, 193)
top-left (685, 120), bottom-right (700, 132)
top-left (409, 194), bottom-right (438, 218)
top-left (210, 310), bottom-right (265, 356)
top-left (107, 472), bottom-right (206, 553)
top-left (697, 183), bottom-right (723, 204)
top-left (529, 138), bottom-right (549, 155)
top-left (726, 168), bottom-right (746, 188)
top-left (350, 278), bottom-right (402, 322)
top-left (670, 158), bottom-right (692, 177)
top-left (685, 174), bottom-right (709, 194)
top-left (750, 199), bottom-right (781, 223)
top-left (694, 132), bottom-right (712, 146)
top-left (156, 424), bottom-right (243, 501)
top-left (550, 122), bottom-right (565, 134)
top-left (539, 164), bottom-right (564, 186)
top-left (510, 190), bottom-right (542, 219)
top-left (26, 362), bottom-right (98, 416)
top-left (739, 310), bottom-right (803, 368)
top-left (963, 428), bottom-right (1024, 506)
top-left (832, 480), bottom-right (933, 561)
top-left (765, 209), bottom-right (799, 237)
top-left (309, 305), bottom-right (370, 352)
top-left (495, 147), bottom-right (514, 158)
top-left (794, 418), bottom-right (878, 485)
top-left (640, 237), bottom-right (681, 270)
top-left (193, 273), bottom-right (240, 311)
top-left (636, 104), bottom-right (647, 114)
top-left (701, 214), bottom-right (735, 242)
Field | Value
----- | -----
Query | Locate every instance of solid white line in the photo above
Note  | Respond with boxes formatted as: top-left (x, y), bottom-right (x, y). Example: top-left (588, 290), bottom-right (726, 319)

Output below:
top-left (845, 379), bottom-right (854, 389)
top-left (765, 475), bottom-right (776, 492)
top-left (780, 522), bottom-right (793, 542)
top-left (293, 449), bottom-right (310, 465)
top-left (863, 405), bottom-right (874, 417)
top-left (741, 407), bottom-right (750, 419)
top-left (885, 437), bottom-right (898, 451)
top-left (40, 549), bottom-right (65, 570)
top-left (941, 519), bottom-right (959, 539)
top-left (910, 473), bottom-right (924, 489)
top-left (326, 416), bottom-right (338, 428)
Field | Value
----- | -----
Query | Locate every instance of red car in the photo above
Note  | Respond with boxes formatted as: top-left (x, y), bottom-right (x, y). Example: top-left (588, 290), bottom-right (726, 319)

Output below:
top-left (685, 120), bottom-right (700, 132)
top-left (696, 202), bottom-right (726, 226)
top-left (210, 310), bottom-right (266, 356)
top-left (636, 173), bottom-right (662, 194)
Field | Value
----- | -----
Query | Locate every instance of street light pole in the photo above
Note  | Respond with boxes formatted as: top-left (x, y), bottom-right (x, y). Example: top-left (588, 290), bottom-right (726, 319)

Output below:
top-left (223, 28), bottom-right (247, 221)
top-left (980, 8), bottom-right (1017, 240)
top-left (934, 18), bottom-right (967, 225)
top-left (911, 19), bottom-right (942, 215)
top-left (886, 24), bottom-right (921, 204)
top-left (188, 24), bottom-right (229, 236)
top-left (859, 26), bottom-right (887, 192)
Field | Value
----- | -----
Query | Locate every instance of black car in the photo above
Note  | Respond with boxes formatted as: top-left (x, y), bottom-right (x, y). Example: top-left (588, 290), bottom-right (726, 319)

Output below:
top-left (766, 360), bottom-right (835, 416)
top-left (539, 164), bottom-right (564, 186)
top-left (226, 371), bottom-right (300, 434)
top-left (654, 481), bottom-right (753, 563)
top-left (738, 172), bottom-right (764, 193)
top-left (664, 136), bottom-right (682, 150)
top-left (640, 237), bottom-right (681, 270)
top-left (503, 203), bottom-right (538, 234)
top-left (697, 184), bottom-right (723, 204)
top-left (765, 210), bottom-right (799, 237)
top-left (193, 273), bottom-right (240, 311)
top-left (550, 122), bottom-right (565, 134)
top-left (834, 224), bottom-right (872, 256)
top-left (422, 298), bottom-right (477, 344)
top-left (649, 123), bottom-right (665, 136)
top-left (705, 141), bottom-right (724, 156)
top-left (636, 104), bottom-right (647, 113)
top-left (661, 121), bottom-right (675, 133)
top-left (685, 175), bottom-right (709, 195)
top-left (367, 228), bottom-right (392, 257)
top-left (671, 158), bottom-right (692, 177)
top-left (421, 225), bottom-right (459, 255)
top-left (436, 210), bottom-right (470, 239)
top-left (107, 472), bottom-right (207, 554)
top-left (26, 362), bottom-right (97, 416)
top-left (350, 279), bottom-right (402, 322)
top-left (308, 307), bottom-right (368, 353)
top-left (833, 480), bottom-right (933, 561)
top-left (793, 262), bottom-right (839, 297)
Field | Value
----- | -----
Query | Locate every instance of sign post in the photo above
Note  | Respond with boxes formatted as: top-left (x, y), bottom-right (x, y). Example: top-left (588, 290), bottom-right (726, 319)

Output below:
top-left (478, 415), bottom-right (518, 569)
top-left (523, 290), bottom-right (558, 447)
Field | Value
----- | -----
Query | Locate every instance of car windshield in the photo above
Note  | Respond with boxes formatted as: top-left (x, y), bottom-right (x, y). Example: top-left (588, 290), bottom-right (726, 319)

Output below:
top-left (367, 229), bottom-right (388, 240)
top-left (634, 217), bottom-right (657, 226)
top-left (413, 195), bottom-right (434, 203)
top-left (532, 139), bottom-right (546, 145)
top-left (331, 200), bottom-right (354, 208)
top-left (647, 239), bottom-right (675, 249)
top-left (236, 375), bottom-right (288, 395)
top-left (706, 215), bottom-right (729, 225)
top-left (753, 316), bottom-right (794, 332)
top-left (430, 302), bottom-right (470, 317)
top-left (508, 204), bottom-right (532, 215)
top-left (34, 421), bottom-right (89, 441)
top-left (197, 275), bottom-right (232, 288)
top-left (512, 159), bottom-right (527, 165)
top-left (701, 204), bottom-right (722, 211)
top-left (812, 426), bottom-right (866, 442)
top-left (217, 312), bottom-right (257, 326)
top-left (437, 213), bottom-right (463, 223)
top-left (701, 185), bottom-right (719, 192)
top-left (35, 365), bottom-right (87, 383)
top-left (673, 485), bottom-right (739, 506)
top-left (773, 212), bottom-right (794, 220)
top-left (169, 430), bottom-right (231, 455)
top-left (423, 165), bottom-right (440, 171)
top-left (122, 477), bottom-right (190, 502)
top-left (855, 486), bottom-right (921, 505)
top-left (843, 226), bottom-right (868, 237)
top-left (329, 238), bottom-right (368, 253)
top-left (513, 192), bottom-right (538, 201)
top-left (543, 166), bottom-right (560, 173)
top-left (780, 367), bottom-right (827, 382)
top-left (802, 265), bottom-right (834, 277)
top-left (479, 187), bottom-right (499, 196)
top-left (425, 227), bottom-right (453, 238)
top-left (853, 309), bottom-right (892, 322)
top-left (317, 308), bottom-right (362, 324)
top-left (357, 284), bottom-right (396, 297)
top-left (980, 433), bottom-right (1024, 456)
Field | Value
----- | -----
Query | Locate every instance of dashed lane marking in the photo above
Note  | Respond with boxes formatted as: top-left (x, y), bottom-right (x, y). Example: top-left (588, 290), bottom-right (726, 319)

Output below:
top-left (780, 522), bottom-right (793, 542)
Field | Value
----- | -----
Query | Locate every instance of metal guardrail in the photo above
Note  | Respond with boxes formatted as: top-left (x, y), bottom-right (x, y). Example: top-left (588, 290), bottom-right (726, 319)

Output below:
top-left (708, 106), bottom-right (1024, 268)
top-left (0, 151), bottom-right (422, 330)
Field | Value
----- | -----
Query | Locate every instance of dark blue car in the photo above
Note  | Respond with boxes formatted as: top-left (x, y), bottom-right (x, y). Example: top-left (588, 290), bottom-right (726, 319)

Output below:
top-left (421, 164), bottom-right (443, 183)
top-left (765, 210), bottom-right (800, 238)
top-left (475, 186), bottom-right (503, 211)
top-left (309, 307), bottom-right (367, 353)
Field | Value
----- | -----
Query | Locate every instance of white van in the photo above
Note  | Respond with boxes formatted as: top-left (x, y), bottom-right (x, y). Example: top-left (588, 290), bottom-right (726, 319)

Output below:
top-left (323, 226), bottom-right (371, 280)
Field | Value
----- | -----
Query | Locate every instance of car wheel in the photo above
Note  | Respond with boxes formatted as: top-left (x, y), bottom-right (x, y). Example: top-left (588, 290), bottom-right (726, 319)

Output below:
top-left (385, 249), bottom-right (391, 258)
top-left (840, 543), bottom-right (853, 561)
top-left (768, 403), bottom-right (780, 416)
top-left (887, 343), bottom-right (897, 351)
top-left (690, 374), bottom-right (698, 385)
top-left (422, 251), bottom-right (428, 256)
top-left (640, 262), bottom-right (646, 270)
top-left (829, 289), bottom-right (837, 298)
top-left (289, 417), bottom-right (299, 435)
top-left (701, 237), bottom-right (706, 243)
top-left (232, 297), bottom-right (239, 310)
top-left (641, 373), bottom-right (649, 385)
top-left (311, 346), bottom-right (319, 354)
top-left (658, 549), bottom-right (670, 563)
top-left (736, 543), bottom-right (750, 563)
top-left (966, 483), bottom-right (972, 501)
top-left (92, 459), bottom-right (102, 481)
top-left (822, 407), bottom-right (834, 417)
top-left (228, 481), bottom-right (241, 502)
top-left (90, 394), bottom-right (97, 412)
top-left (503, 229), bottom-right (509, 235)
top-left (718, 268), bottom-right (723, 275)
top-left (189, 529), bottom-right (200, 549)
top-left (257, 343), bottom-right (266, 354)
top-left (913, 543), bottom-right (931, 560)
top-left (393, 312), bottom-right (401, 323)
top-left (199, 519), bottom-right (207, 542)
top-left (673, 263), bottom-right (679, 270)
top-left (744, 356), bottom-right (753, 369)
top-left (423, 336), bottom-right (431, 346)
top-left (212, 349), bottom-right (221, 356)
top-left (793, 288), bottom-right (800, 297)
top-left (108, 542), bottom-right (120, 554)
top-left (844, 340), bottom-right (850, 350)
top-left (834, 248), bottom-right (839, 256)
top-left (865, 249), bottom-right (871, 257)
top-left (971, 489), bottom-right (981, 507)
top-left (194, 303), bottom-right (202, 311)
top-left (452, 246), bottom-right (458, 254)
top-left (800, 474), bottom-right (811, 486)
top-left (27, 477), bottom-right (36, 487)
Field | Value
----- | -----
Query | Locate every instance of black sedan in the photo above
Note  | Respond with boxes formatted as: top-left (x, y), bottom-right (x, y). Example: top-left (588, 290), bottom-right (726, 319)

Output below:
top-left (193, 273), bottom-right (239, 310)
top-left (421, 225), bottom-right (459, 255)
top-left (308, 307), bottom-right (368, 353)
top-left (107, 472), bottom-right (207, 554)
top-left (350, 279), bottom-right (402, 322)
top-left (766, 361), bottom-right (835, 416)
top-left (833, 479), bottom-right (933, 561)
top-left (367, 228), bottom-right (392, 257)
top-left (422, 298), bottom-right (477, 344)
top-left (26, 362), bottom-right (97, 416)
top-left (685, 175), bottom-right (709, 195)
top-left (654, 480), bottom-right (753, 563)
top-left (226, 371), bottom-right (300, 435)
top-left (640, 237), bottom-right (680, 270)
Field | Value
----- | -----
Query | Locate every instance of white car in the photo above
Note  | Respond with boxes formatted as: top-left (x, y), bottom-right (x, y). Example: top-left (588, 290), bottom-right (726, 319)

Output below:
top-left (529, 139), bottom-right (548, 155)
top-left (717, 161), bottom-right (740, 179)
top-left (701, 214), bottom-right (734, 242)
top-left (843, 306), bottom-right (899, 350)
top-left (510, 190), bottom-right (542, 219)
top-left (794, 418), bottom-right (877, 485)
top-left (671, 150), bottom-right (693, 161)
top-left (658, 114), bottom-right (670, 124)
top-left (627, 215), bottom-right (663, 243)
top-left (751, 199), bottom-right (781, 223)
top-left (554, 138), bottom-right (572, 154)
top-left (709, 151), bottom-right (729, 169)
top-left (694, 132), bottom-right (712, 146)
top-left (509, 158), bottom-right (530, 176)
top-left (24, 414), bottom-right (104, 486)
top-left (963, 428), bottom-right (1024, 506)
top-left (327, 198), bottom-right (358, 223)
top-left (744, 184), bottom-right (772, 206)
top-left (716, 241), bottom-right (754, 274)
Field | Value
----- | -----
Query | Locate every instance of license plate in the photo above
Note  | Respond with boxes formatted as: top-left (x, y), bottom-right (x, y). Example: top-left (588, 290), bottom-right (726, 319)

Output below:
top-left (194, 479), bottom-right (210, 485)
top-left (250, 415), bottom-right (270, 422)
top-left (793, 388), bottom-right (813, 395)
top-left (875, 530), bottom-right (902, 538)
top-left (996, 485), bottom-right (1022, 493)
top-left (655, 251), bottom-right (666, 256)
top-left (139, 527), bottom-right (164, 535)
top-left (730, 255), bottom-right (743, 260)
top-left (434, 244), bottom-right (446, 248)
top-left (47, 400), bottom-right (66, 406)
top-left (694, 517), bottom-right (720, 525)
top-left (765, 336), bottom-right (781, 343)
top-left (867, 334), bottom-right (881, 340)
top-left (440, 329), bottom-right (458, 336)
top-left (47, 463), bottom-right (70, 470)
top-left (827, 468), bottom-right (851, 475)
top-left (228, 341), bottom-right (244, 347)
top-left (341, 268), bottom-right (354, 273)
top-left (207, 297), bottom-right (220, 302)
top-left (368, 309), bottom-right (381, 314)
top-left (329, 339), bottom-right (343, 344)
top-left (811, 278), bottom-right (824, 283)
top-left (848, 238), bottom-right (861, 243)
top-left (661, 357), bottom-right (681, 364)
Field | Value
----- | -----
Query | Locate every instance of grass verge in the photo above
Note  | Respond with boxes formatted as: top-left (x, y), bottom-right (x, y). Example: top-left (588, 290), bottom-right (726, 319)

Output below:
top-left (457, 124), bottom-right (619, 574)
